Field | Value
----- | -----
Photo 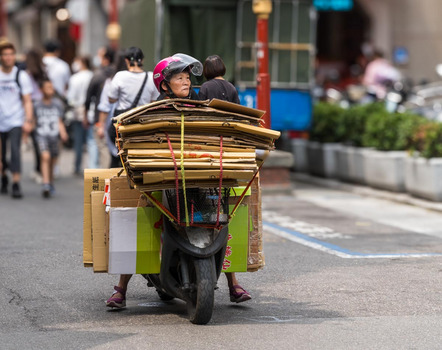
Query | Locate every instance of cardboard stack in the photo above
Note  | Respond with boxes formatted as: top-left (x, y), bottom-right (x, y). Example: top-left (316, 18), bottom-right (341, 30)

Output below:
top-left (114, 98), bottom-right (280, 191)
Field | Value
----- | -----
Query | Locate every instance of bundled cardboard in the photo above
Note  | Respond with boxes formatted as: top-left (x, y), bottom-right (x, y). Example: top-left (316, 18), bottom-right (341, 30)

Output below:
top-left (114, 98), bottom-right (280, 191)
top-left (83, 168), bottom-right (124, 266)
top-left (109, 175), bottom-right (142, 208)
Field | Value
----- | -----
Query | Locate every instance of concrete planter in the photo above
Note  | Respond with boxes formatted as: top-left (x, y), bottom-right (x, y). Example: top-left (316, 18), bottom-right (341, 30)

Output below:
top-left (363, 150), bottom-right (407, 192)
top-left (336, 146), bottom-right (371, 184)
top-left (291, 138), bottom-right (308, 173)
top-left (405, 156), bottom-right (442, 201)
top-left (307, 141), bottom-right (341, 178)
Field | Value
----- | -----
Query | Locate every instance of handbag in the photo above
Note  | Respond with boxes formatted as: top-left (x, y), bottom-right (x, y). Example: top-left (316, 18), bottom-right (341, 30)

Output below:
top-left (108, 72), bottom-right (148, 144)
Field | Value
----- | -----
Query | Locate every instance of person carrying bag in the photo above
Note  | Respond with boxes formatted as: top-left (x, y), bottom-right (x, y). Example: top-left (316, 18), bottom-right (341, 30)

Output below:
top-left (108, 47), bottom-right (159, 148)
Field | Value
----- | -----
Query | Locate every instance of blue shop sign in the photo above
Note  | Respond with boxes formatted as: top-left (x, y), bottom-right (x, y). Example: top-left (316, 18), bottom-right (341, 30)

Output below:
top-left (314, 0), bottom-right (353, 11)
top-left (393, 47), bottom-right (409, 65)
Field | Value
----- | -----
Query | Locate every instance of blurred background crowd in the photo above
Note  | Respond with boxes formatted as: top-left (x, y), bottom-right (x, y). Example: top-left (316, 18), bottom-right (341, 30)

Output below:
top-left (2, 0), bottom-right (442, 196)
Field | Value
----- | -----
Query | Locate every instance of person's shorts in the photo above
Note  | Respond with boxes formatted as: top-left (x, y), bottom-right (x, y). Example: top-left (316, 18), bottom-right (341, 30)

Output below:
top-left (37, 135), bottom-right (59, 158)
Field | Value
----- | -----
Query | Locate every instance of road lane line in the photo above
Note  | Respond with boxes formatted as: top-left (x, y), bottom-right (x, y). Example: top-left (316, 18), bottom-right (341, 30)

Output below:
top-left (263, 221), bottom-right (442, 259)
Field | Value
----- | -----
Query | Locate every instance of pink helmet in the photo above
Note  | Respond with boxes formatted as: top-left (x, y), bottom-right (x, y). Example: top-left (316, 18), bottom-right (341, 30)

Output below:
top-left (153, 53), bottom-right (203, 92)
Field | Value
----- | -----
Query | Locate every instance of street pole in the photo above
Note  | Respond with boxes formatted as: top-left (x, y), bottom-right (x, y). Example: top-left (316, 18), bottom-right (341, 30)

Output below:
top-left (253, 0), bottom-right (272, 129)
top-left (0, 0), bottom-right (7, 39)
top-left (106, 0), bottom-right (121, 50)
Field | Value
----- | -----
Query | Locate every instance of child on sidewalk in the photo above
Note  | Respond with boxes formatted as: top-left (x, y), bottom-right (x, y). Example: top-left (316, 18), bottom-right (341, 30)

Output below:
top-left (34, 79), bottom-right (68, 198)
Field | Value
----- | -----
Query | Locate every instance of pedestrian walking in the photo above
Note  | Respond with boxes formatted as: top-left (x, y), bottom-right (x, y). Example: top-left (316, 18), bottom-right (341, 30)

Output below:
top-left (42, 39), bottom-right (71, 99)
top-left (106, 46), bottom-right (159, 166)
top-left (0, 41), bottom-right (34, 198)
top-left (108, 47), bottom-right (159, 115)
top-left (24, 48), bottom-right (48, 183)
top-left (84, 47), bottom-right (115, 168)
top-left (34, 79), bottom-right (68, 198)
top-left (66, 56), bottom-right (95, 174)
top-left (96, 51), bottom-right (127, 168)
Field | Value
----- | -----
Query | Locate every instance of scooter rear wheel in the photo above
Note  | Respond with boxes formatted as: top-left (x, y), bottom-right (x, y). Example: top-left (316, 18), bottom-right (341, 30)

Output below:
top-left (187, 257), bottom-right (215, 325)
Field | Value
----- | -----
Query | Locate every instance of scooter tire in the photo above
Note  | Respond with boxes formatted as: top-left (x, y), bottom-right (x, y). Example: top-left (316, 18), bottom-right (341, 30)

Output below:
top-left (187, 257), bottom-right (215, 325)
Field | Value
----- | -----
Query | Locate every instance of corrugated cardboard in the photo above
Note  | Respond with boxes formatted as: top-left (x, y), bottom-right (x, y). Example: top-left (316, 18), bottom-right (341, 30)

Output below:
top-left (118, 120), bottom-right (281, 139)
top-left (109, 175), bottom-right (143, 208)
top-left (142, 169), bottom-right (255, 185)
top-left (91, 191), bottom-right (108, 272)
top-left (83, 168), bottom-right (124, 266)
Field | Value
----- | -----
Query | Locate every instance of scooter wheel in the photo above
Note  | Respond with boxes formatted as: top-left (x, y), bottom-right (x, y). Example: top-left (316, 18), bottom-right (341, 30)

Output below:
top-left (187, 257), bottom-right (215, 325)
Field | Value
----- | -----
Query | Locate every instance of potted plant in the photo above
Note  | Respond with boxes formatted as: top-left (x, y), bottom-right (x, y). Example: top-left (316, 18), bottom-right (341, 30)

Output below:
top-left (405, 121), bottom-right (442, 201)
top-left (336, 103), bottom-right (384, 184)
top-left (307, 102), bottom-right (345, 178)
top-left (362, 109), bottom-right (424, 192)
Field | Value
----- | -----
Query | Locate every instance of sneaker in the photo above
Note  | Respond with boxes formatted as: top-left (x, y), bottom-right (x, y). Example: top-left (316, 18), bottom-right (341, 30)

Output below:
top-left (11, 183), bottom-right (23, 199)
top-left (42, 184), bottom-right (51, 198)
top-left (1, 175), bottom-right (8, 194)
top-left (49, 184), bottom-right (56, 196)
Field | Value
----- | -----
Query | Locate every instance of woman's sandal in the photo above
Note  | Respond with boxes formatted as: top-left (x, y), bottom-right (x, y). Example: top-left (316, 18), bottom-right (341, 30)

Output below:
top-left (229, 284), bottom-right (252, 303)
top-left (106, 286), bottom-right (126, 309)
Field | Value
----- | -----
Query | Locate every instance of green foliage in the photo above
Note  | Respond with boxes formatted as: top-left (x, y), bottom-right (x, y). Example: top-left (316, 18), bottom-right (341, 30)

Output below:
top-left (413, 122), bottom-right (442, 159)
top-left (310, 102), bottom-right (346, 143)
top-left (341, 103), bottom-right (384, 147)
top-left (311, 101), bottom-right (437, 156)
top-left (362, 110), bottom-right (425, 151)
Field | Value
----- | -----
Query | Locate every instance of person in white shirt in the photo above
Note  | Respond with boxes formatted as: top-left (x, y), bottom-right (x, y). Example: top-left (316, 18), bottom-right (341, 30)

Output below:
top-left (42, 39), bottom-right (71, 98)
top-left (95, 51), bottom-right (128, 168)
top-left (108, 46), bottom-right (159, 113)
top-left (66, 56), bottom-right (95, 174)
top-left (106, 47), bottom-right (159, 168)
top-left (0, 42), bottom-right (34, 198)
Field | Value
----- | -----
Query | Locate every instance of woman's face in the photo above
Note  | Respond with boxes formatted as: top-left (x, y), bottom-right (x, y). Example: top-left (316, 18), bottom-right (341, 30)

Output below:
top-left (166, 72), bottom-right (191, 98)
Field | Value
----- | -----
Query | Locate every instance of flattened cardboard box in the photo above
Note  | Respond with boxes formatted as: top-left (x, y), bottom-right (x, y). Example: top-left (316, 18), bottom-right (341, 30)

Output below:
top-left (91, 191), bottom-right (107, 272)
top-left (109, 175), bottom-right (144, 208)
top-left (83, 168), bottom-right (124, 266)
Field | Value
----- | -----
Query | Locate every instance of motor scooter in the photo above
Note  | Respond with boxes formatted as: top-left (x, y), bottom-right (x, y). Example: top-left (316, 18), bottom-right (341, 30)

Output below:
top-left (143, 187), bottom-right (231, 324)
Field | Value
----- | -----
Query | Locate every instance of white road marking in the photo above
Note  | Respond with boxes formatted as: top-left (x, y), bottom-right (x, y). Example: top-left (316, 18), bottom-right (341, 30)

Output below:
top-left (263, 211), bottom-right (442, 259)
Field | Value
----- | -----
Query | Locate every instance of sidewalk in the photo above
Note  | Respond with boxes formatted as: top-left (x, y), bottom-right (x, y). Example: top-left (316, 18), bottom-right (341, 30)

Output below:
top-left (292, 172), bottom-right (442, 213)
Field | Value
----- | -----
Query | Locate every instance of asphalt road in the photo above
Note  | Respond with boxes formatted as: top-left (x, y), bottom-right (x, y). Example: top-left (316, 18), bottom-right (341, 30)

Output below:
top-left (1, 148), bottom-right (441, 349)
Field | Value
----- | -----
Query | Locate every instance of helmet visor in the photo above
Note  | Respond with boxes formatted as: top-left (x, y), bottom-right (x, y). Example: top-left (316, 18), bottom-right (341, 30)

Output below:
top-left (163, 53), bottom-right (203, 81)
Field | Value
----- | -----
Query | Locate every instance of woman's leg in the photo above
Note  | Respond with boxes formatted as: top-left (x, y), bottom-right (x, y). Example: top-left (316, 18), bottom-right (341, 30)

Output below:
top-left (117, 274), bottom-right (132, 292)
top-left (225, 272), bottom-right (251, 303)
top-left (106, 274), bottom-right (132, 308)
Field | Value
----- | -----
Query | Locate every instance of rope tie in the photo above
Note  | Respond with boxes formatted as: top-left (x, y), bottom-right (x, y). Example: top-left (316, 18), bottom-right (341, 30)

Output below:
top-left (165, 132), bottom-right (180, 225)
top-left (216, 135), bottom-right (223, 227)
top-left (229, 164), bottom-right (263, 219)
top-left (180, 112), bottom-right (189, 226)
